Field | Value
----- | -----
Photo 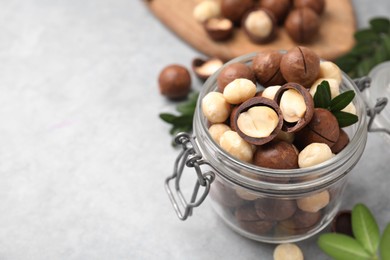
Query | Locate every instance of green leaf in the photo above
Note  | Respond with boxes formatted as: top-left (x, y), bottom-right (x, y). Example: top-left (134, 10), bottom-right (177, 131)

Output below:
top-left (314, 80), bottom-right (332, 109)
top-left (331, 90), bottom-right (355, 112)
top-left (176, 92), bottom-right (199, 115)
top-left (370, 17), bottom-right (390, 34)
top-left (380, 223), bottom-right (390, 260)
top-left (159, 113), bottom-right (177, 123)
top-left (336, 55), bottom-right (358, 74)
top-left (354, 29), bottom-right (381, 43)
top-left (350, 43), bottom-right (375, 57)
top-left (318, 233), bottom-right (372, 260)
top-left (333, 111), bottom-right (359, 127)
top-left (352, 203), bottom-right (380, 255)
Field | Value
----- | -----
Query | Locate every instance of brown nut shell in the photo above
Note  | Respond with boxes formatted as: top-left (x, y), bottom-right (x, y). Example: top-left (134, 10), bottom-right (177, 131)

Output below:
top-left (331, 128), bottom-right (350, 154)
top-left (192, 57), bottom-right (223, 81)
top-left (273, 82), bottom-right (314, 133)
top-left (252, 50), bottom-right (286, 87)
top-left (203, 17), bottom-right (234, 42)
top-left (331, 210), bottom-right (353, 237)
top-left (255, 198), bottom-right (297, 221)
top-left (259, 0), bottom-right (292, 24)
top-left (242, 8), bottom-right (277, 44)
top-left (294, 0), bottom-right (325, 15)
top-left (221, 0), bottom-right (254, 25)
top-left (232, 97), bottom-right (283, 145)
top-left (158, 64), bottom-right (191, 100)
top-left (253, 140), bottom-right (299, 169)
top-left (280, 46), bottom-right (320, 88)
top-left (217, 62), bottom-right (256, 92)
top-left (294, 108), bottom-right (340, 150)
top-left (284, 7), bottom-right (320, 43)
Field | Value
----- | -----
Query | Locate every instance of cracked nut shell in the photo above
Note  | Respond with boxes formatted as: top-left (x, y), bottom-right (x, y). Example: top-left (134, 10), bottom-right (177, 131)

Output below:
top-left (274, 82), bottom-right (314, 133)
top-left (284, 7), bottom-right (320, 43)
top-left (220, 0), bottom-right (254, 25)
top-left (192, 57), bottom-right (223, 81)
top-left (253, 140), bottom-right (299, 169)
top-left (217, 62), bottom-right (256, 92)
top-left (203, 17), bottom-right (234, 42)
top-left (259, 0), bottom-right (292, 24)
top-left (232, 97), bottom-right (283, 145)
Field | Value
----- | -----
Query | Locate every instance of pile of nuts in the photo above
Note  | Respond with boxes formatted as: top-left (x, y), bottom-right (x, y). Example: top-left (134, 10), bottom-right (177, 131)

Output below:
top-left (193, 0), bottom-right (325, 44)
top-left (203, 46), bottom-right (358, 237)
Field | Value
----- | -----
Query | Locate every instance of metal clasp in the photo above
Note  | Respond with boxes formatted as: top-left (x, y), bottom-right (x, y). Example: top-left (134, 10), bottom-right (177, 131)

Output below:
top-left (354, 77), bottom-right (390, 136)
top-left (165, 132), bottom-right (216, 220)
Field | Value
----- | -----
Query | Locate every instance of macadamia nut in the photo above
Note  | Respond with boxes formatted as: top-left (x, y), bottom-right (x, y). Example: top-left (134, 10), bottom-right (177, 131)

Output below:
top-left (244, 10), bottom-right (273, 39)
top-left (220, 130), bottom-right (254, 162)
top-left (202, 92), bottom-right (231, 123)
top-left (297, 190), bottom-right (330, 213)
top-left (298, 143), bottom-right (334, 168)
top-left (223, 78), bottom-right (257, 104)
top-left (273, 243), bottom-right (304, 260)
top-left (193, 0), bottom-right (220, 23)
top-left (319, 61), bottom-right (342, 84)
top-left (262, 85), bottom-right (281, 100)
top-left (310, 78), bottom-right (340, 99)
top-left (209, 123), bottom-right (231, 144)
top-left (237, 106), bottom-right (279, 138)
top-left (280, 89), bottom-right (306, 123)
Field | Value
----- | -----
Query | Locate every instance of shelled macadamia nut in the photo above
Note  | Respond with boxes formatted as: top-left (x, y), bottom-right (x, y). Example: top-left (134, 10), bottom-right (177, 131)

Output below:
top-left (202, 92), bottom-right (231, 123)
top-left (193, 0), bottom-right (221, 23)
top-left (280, 46), bottom-right (320, 88)
top-left (208, 123), bottom-right (231, 144)
top-left (204, 17), bottom-right (234, 41)
top-left (280, 89), bottom-right (307, 123)
top-left (273, 243), bottom-right (304, 260)
top-left (217, 63), bottom-right (256, 92)
top-left (319, 61), bottom-right (343, 84)
top-left (294, 0), bottom-right (325, 15)
top-left (220, 130), bottom-right (254, 162)
top-left (223, 78), bottom-right (257, 104)
top-left (298, 143), bottom-right (334, 168)
top-left (284, 7), bottom-right (320, 43)
top-left (242, 8), bottom-right (277, 43)
top-left (310, 78), bottom-right (340, 99)
top-left (297, 190), bottom-right (330, 213)
top-left (262, 85), bottom-right (281, 100)
top-left (158, 64), bottom-right (192, 100)
top-left (252, 51), bottom-right (286, 87)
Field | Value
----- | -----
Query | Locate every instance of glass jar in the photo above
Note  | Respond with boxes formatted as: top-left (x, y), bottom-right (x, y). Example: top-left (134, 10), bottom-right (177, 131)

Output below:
top-left (165, 53), bottom-right (387, 243)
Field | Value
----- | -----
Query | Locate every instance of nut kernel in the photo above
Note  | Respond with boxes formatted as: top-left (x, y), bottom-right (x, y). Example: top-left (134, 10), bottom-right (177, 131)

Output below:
top-left (208, 123), bottom-right (231, 144)
top-left (237, 106), bottom-right (279, 138)
top-left (219, 130), bottom-right (254, 162)
top-left (273, 243), bottom-right (304, 260)
top-left (223, 78), bottom-right (257, 104)
top-left (202, 92), bottom-right (231, 123)
top-left (298, 143), bottom-right (334, 168)
top-left (297, 190), bottom-right (330, 213)
top-left (280, 89), bottom-right (306, 123)
top-left (244, 10), bottom-right (273, 39)
top-left (193, 0), bottom-right (220, 23)
top-left (310, 78), bottom-right (340, 99)
top-left (319, 61), bottom-right (342, 84)
top-left (262, 85), bottom-right (281, 100)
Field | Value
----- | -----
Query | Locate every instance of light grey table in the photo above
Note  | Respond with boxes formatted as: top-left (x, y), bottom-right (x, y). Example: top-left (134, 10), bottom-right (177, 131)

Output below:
top-left (0, 0), bottom-right (389, 259)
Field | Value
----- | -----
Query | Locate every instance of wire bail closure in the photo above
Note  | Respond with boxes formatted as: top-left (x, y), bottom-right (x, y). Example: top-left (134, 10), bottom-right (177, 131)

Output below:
top-left (354, 77), bottom-right (390, 136)
top-left (165, 132), bottom-right (216, 220)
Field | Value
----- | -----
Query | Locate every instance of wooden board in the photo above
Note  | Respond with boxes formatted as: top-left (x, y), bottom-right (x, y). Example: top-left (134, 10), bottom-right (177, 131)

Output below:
top-left (145, 0), bottom-right (356, 61)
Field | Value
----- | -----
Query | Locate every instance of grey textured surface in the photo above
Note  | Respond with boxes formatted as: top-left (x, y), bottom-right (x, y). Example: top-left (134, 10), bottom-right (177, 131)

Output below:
top-left (0, 0), bottom-right (389, 259)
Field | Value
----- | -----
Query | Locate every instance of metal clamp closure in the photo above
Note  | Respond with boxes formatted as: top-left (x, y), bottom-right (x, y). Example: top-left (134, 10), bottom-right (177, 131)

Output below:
top-left (354, 77), bottom-right (390, 136)
top-left (165, 132), bottom-right (216, 220)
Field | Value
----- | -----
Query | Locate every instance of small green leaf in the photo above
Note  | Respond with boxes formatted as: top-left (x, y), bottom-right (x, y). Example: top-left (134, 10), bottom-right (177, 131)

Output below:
top-left (318, 233), bottom-right (372, 260)
top-left (331, 90), bottom-right (355, 112)
top-left (370, 17), bottom-right (390, 34)
top-left (380, 223), bottom-right (390, 260)
top-left (350, 43), bottom-right (375, 57)
top-left (314, 81), bottom-right (332, 109)
top-left (333, 111), bottom-right (359, 127)
top-left (336, 55), bottom-right (358, 74)
top-left (176, 92), bottom-right (199, 114)
top-left (354, 29), bottom-right (381, 43)
top-left (352, 203), bottom-right (380, 255)
top-left (159, 113), bottom-right (178, 123)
